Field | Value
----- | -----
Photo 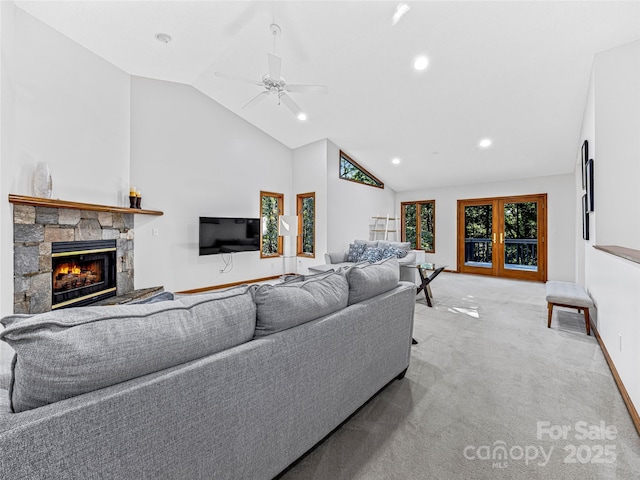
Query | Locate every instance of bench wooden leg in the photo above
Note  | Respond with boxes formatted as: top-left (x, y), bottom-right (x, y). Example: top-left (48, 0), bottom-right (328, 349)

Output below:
top-left (584, 308), bottom-right (591, 336)
top-left (547, 302), bottom-right (553, 328)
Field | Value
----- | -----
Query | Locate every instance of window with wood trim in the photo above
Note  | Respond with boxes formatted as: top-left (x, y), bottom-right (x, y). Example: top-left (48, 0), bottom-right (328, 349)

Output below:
top-left (296, 192), bottom-right (315, 257)
top-left (401, 200), bottom-right (435, 252)
top-left (339, 151), bottom-right (384, 189)
top-left (260, 191), bottom-right (284, 258)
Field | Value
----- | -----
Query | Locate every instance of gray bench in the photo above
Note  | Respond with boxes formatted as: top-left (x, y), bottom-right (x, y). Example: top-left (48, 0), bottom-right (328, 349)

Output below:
top-left (545, 281), bottom-right (594, 335)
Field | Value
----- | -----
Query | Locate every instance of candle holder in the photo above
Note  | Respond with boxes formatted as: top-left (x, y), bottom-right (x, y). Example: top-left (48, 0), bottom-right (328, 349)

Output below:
top-left (129, 196), bottom-right (137, 209)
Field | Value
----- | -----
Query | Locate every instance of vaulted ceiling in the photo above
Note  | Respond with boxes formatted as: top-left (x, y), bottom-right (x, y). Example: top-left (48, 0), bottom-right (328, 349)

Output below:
top-left (15, 1), bottom-right (640, 192)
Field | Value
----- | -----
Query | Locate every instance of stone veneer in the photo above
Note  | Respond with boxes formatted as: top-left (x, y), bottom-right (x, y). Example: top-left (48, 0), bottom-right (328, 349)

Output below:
top-left (13, 205), bottom-right (135, 314)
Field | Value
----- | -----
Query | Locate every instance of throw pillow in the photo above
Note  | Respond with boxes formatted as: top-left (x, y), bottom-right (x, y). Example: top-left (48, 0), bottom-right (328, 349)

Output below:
top-left (347, 243), bottom-right (367, 262)
top-left (347, 256), bottom-right (400, 305)
top-left (360, 247), bottom-right (384, 263)
top-left (253, 271), bottom-right (349, 338)
top-left (0, 287), bottom-right (256, 412)
top-left (382, 245), bottom-right (409, 259)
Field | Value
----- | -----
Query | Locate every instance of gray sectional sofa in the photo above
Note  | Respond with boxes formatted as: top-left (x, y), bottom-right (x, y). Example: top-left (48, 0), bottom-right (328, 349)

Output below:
top-left (309, 239), bottom-right (417, 283)
top-left (0, 257), bottom-right (415, 479)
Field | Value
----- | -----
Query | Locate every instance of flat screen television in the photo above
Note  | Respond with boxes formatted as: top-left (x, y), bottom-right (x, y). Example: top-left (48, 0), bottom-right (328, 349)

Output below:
top-left (199, 217), bottom-right (261, 255)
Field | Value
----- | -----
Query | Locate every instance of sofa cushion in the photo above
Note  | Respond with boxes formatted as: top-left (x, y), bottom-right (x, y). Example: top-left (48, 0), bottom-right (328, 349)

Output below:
top-left (354, 239), bottom-right (378, 248)
top-left (347, 256), bottom-right (400, 305)
top-left (0, 389), bottom-right (10, 415)
top-left (0, 286), bottom-right (256, 412)
top-left (253, 271), bottom-right (349, 338)
top-left (325, 251), bottom-right (348, 264)
top-left (378, 240), bottom-right (411, 251)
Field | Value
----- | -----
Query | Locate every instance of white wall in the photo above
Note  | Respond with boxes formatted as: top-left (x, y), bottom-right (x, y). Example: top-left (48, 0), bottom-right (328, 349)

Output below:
top-left (326, 141), bottom-right (397, 253)
top-left (130, 76), bottom-right (293, 292)
top-left (292, 139), bottom-right (328, 274)
top-left (0, 3), bottom-right (130, 316)
top-left (580, 40), bottom-right (640, 415)
top-left (593, 40), bottom-right (640, 249)
top-left (397, 174), bottom-right (575, 280)
top-left (574, 66), bottom-right (595, 285)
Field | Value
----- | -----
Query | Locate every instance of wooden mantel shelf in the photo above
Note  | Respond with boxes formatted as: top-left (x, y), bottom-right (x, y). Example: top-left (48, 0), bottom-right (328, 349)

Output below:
top-left (8, 194), bottom-right (163, 216)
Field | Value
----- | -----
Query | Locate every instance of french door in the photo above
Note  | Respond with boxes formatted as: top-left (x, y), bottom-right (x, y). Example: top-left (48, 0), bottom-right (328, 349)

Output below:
top-left (457, 194), bottom-right (547, 281)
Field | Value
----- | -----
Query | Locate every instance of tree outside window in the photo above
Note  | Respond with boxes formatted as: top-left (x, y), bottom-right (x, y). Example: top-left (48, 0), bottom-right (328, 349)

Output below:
top-left (339, 151), bottom-right (384, 189)
top-left (297, 192), bottom-right (315, 257)
top-left (402, 201), bottom-right (435, 252)
top-left (260, 191), bottom-right (284, 258)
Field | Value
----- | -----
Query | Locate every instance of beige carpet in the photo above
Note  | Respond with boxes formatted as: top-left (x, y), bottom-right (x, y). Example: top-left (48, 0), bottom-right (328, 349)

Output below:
top-left (279, 273), bottom-right (640, 479)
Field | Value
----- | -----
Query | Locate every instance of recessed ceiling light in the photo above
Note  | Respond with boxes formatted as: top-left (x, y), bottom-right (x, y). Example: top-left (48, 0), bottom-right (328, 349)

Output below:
top-left (297, 113), bottom-right (307, 121)
top-left (413, 56), bottom-right (429, 71)
top-left (155, 33), bottom-right (172, 44)
top-left (479, 138), bottom-right (492, 148)
top-left (392, 157), bottom-right (401, 165)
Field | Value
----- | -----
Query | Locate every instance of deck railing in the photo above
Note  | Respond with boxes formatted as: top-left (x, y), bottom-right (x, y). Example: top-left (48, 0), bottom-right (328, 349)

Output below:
top-left (464, 238), bottom-right (537, 266)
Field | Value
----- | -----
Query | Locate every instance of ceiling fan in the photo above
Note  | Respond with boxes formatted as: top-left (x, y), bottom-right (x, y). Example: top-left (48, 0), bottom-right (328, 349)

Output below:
top-left (215, 24), bottom-right (328, 120)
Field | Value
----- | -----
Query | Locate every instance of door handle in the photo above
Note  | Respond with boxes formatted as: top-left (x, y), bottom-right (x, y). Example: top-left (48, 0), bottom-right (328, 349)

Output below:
top-left (500, 233), bottom-right (504, 244)
top-left (493, 233), bottom-right (496, 244)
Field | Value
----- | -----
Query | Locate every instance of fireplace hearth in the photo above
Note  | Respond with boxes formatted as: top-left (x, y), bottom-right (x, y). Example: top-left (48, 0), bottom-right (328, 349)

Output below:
top-left (51, 240), bottom-right (117, 309)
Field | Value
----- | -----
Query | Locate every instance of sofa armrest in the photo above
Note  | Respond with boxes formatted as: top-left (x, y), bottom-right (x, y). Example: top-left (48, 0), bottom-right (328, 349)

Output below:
top-left (325, 251), bottom-right (348, 264)
top-left (398, 251), bottom-right (416, 265)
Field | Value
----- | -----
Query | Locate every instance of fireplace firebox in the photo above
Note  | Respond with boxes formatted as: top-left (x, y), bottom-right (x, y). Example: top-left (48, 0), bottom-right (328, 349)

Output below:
top-left (51, 240), bottom-right (117, 309)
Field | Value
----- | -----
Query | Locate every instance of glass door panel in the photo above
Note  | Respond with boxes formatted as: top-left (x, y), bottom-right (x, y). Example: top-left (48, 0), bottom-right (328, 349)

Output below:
top-left (503, 202), bottom-right (538, 272)
top-left (464, 204), bottom-right (493, 269)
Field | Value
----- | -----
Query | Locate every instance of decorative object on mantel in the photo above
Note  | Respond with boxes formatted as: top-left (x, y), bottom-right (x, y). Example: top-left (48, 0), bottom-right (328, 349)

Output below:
top-left (32, 162), bottom-right (53, 199)
top-left (129, 186), bottom-right (142, 209)
top-left (8, 194), bottom-right (163, 216)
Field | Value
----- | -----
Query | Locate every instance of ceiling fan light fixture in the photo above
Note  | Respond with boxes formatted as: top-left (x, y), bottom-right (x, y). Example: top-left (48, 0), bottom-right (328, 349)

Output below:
top-left (216, 23), bottom-right (327, 120)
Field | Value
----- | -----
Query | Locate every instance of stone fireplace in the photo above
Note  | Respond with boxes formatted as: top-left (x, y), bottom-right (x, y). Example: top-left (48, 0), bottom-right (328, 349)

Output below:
top-left (13, 205), bottom-right (135, 314)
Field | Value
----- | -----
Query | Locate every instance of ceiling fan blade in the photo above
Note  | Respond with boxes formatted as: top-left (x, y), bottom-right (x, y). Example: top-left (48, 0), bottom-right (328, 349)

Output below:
top-left (279, 93), bottom-right (304, 118)
top-left (285, 84), bottom-right (329, 95)
top-left (215, 71), bottom-right (263, 86)
top-left (268, 53), bottom-right (282, 80)
top-left (242, 91), bottom-right (271, 109)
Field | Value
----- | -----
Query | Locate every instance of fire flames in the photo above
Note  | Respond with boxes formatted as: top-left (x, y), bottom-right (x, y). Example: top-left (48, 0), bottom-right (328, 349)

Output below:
top-left (58, 265), bottom-right (82, 275)
top-left (53, 260), bottom-right (101, 292)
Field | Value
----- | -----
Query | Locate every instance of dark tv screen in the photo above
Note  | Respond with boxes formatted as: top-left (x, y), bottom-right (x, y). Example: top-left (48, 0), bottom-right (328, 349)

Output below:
top-left (199, 217), bottom-right (260, 255)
